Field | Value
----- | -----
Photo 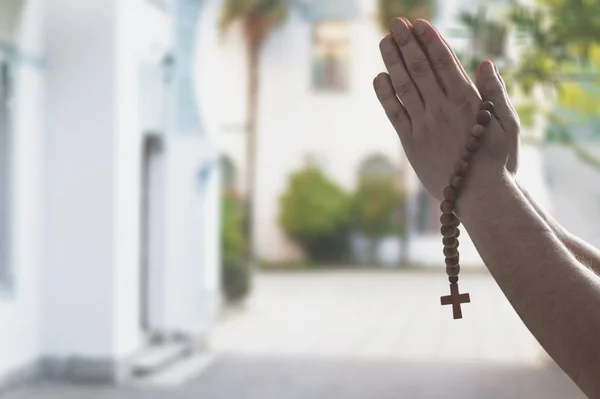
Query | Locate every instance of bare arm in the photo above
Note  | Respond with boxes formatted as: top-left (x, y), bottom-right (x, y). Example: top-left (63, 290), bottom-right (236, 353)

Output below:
top-left (471, 58), bottom-right (600, 277)
top-left (459, 170), bottom-right (600, 398)
top-left (374, 18), bottom-right (600, 397)
top-left (516, 180), bottom-right (600, 275)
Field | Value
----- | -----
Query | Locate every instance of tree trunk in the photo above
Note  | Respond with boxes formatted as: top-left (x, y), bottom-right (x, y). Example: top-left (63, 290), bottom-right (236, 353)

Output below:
top-left (243, 42), bottom-right (260, 265)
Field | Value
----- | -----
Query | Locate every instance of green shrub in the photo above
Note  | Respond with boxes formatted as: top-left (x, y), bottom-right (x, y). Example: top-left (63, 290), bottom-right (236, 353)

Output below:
top-left (278, 166), bottom-right (351, 263)
top-left (351, 176), bottom-right (406, 240)
top-left (222, 259), bottom-right (251, 304)
top-left (220, 192), bottom-right (251, 303)
top-left (221, 192), bottom-right (246, 262)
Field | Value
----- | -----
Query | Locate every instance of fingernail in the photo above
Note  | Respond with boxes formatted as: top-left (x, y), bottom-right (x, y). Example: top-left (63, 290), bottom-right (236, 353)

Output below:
top-left (400, 17), bottom-right (413, 28)
top-left (413, 19), bottom-right (427, 35)
top-left (389, 18), bottom-right (407, 34)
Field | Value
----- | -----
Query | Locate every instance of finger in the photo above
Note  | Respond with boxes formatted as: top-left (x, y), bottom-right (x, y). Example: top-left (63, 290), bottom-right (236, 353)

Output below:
top-left (475, 61), bottom-right (520, 137)
top-left (389, 17), bottom-right (444, 104)
top-left (373, 73), bottom-right (412, 138)
top-left (411, 19), bottom-right (472, 103)
top-left (399, 17), bottom-right (445, 91)
top-left (379, 36), bottom-right (424, 116)
top-left (436, 28), bottom-right (477, 93)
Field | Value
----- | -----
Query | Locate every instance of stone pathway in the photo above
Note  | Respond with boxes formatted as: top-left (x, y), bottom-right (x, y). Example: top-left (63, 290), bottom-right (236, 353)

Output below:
top-left (6, 271), bottom-right (585, 399)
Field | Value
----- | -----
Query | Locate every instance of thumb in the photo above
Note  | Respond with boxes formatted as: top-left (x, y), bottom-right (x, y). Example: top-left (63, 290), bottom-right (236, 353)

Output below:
top-left (475, 61), bottom-right (520, 138)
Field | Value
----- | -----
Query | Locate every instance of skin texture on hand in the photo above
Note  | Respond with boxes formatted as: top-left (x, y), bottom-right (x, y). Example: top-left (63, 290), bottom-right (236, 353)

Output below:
top-left (373, 17), bottom-right (600, 398)
top-left (373, 18), bottom-right (508, 201)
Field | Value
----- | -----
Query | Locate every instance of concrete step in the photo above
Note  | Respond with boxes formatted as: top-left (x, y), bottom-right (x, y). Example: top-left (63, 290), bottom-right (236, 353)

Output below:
top-left (134, 353), bottom-right (215, 387)
top-left (131, 342), bottom-right (191, 377)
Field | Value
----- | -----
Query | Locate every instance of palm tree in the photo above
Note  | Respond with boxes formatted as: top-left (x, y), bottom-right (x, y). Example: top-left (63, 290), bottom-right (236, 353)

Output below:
top-left (221, 0), bottom-right (289, 263)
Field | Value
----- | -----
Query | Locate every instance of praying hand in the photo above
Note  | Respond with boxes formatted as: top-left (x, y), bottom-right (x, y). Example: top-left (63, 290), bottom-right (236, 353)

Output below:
top-left (374, 17), bottom-right (600, 399)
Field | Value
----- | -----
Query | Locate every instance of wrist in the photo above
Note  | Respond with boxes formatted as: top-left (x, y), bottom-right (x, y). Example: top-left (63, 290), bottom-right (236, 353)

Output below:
top-left (454, 165), bottom-right (512, 222)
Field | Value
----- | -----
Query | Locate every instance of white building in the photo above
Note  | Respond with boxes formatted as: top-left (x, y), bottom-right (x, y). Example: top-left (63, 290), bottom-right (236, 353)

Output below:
top-left (220, 0), bottom-right (551, 267)
top-left (0, 0), bottom-right (221, 388)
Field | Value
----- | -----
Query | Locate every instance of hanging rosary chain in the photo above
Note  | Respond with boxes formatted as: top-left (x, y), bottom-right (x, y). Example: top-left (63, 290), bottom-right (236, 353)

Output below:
top-left (439, 100), bottom-right (495, 319)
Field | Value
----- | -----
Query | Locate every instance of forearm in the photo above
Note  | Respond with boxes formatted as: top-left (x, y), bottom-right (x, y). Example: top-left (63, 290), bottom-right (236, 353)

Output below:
top-left (516, 180), bottom-right (600, 275)
top-left (458, 170), bottom-right (600, 398)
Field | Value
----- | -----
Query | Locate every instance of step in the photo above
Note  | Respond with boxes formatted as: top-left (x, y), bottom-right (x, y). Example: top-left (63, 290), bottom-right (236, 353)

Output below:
top-left (131, 342), bottom-right (190, 377)
top-left (134, 353), bottom-right (215, 387)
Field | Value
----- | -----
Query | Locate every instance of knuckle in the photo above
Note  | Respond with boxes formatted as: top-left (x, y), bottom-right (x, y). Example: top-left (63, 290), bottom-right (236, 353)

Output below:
top-left (394, 81), bottom-right (413, 97)
top-left (432, 53), bottom-right (454, 70)
top-left (387, 110), bottom-right (405, 125)
top-left (418, 29), bottom-right (435, 45)
top-left (427, 104), bottom-right (448, 123)
top-left (408, 57), bottom-right (429, 77)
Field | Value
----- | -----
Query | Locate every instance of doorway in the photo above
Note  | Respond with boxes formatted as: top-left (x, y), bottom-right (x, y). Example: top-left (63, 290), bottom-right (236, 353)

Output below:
top-left (139, 134), bottom-right (165, 336)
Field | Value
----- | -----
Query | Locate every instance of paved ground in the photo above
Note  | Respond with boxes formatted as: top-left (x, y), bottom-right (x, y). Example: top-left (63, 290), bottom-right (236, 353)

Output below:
top-left (6, 271), bottom-right (585, 399)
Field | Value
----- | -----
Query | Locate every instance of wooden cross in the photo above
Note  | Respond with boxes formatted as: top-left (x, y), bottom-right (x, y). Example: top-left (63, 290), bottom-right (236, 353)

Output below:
top-left (441, 284), bottom-right (470, 319)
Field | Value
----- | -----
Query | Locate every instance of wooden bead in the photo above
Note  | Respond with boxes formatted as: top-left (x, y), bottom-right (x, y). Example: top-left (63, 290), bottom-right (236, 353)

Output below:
top-left (449, 174), bottom-right (463, 190)
top-left (446, 265), bottom-right (461, 277)
top-left (445, 256), bottom-right (459, 267)
top-left (443, 186), bottom-right (458, 201)
top-left (443, 236), bottom-right (457, 247)
top-left (466, 137), bottom-right (481, 152)
top-left (454, 159), bottom-right (469, 175)
top-left (440, 213), bottom-right (455, 226)
top-left (448, 276), bottom-right (459, 284)
top-left (460, 149), bottom-right (471, 162)
top-left (455, 228), bottom-right (461, 238)
top-left (471, 124), bottom-right (485, 139)
top-left (444, 246), bottom-right (458, 257)
top-left (481, 100), bottom-right (494, 112)
top-left (456, 239), bottom-right (460, 248)
top-left (477, 110), bottom-right (492, 125)
top-left (440, 200), bottom-right (454, 214)
top-left (441, 225), bottom-right (457, 237)
top-left (453, 217), bottom-right (461, 227)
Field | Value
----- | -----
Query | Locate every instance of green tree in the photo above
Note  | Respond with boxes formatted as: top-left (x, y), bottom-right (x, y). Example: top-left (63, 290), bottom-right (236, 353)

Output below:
top-left (221, 0), bottom-right (290, 263)
top-left (376, 0), bottom-right (435, 30)
top-left (351, 176), bottom-right (406, 264)
top-left (279, 166), bottom-right (352, 263)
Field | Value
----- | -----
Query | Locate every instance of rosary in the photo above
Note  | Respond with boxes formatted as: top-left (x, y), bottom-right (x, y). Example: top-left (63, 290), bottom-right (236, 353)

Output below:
top-left (439, 100), bottom-right (494, 319)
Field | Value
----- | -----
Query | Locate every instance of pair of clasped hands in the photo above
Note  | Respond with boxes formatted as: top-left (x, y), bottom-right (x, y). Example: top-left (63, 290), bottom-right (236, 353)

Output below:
top-left (374, 18), bottom-right (521, 210)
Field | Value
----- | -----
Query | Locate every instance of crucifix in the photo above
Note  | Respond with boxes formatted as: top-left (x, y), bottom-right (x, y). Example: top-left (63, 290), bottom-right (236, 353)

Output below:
top-left (440, 283), bottom-right (470, 319)
top-left (438, 100), bottom-right (495, 319)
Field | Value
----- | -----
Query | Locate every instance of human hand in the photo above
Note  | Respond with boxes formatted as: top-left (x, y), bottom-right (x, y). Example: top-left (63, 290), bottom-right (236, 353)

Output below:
top-left (373, 18), bottom-right (511, 201)
top-left (475, 62), bottom-right (521, 175)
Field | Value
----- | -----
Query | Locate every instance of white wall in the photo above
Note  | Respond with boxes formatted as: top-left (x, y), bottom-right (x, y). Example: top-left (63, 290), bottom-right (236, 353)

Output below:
top-left (42, 0), bottom-right (118, 358)
top-left (0, 0), bottom-right (44, 378)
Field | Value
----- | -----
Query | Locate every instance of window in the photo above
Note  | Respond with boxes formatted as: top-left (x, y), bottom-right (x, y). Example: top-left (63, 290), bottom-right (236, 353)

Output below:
top-left (312, 21), bottom-right (350, 92)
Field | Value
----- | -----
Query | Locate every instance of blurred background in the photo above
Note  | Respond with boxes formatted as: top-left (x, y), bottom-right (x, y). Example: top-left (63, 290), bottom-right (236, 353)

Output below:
top-left (0, 0), bottom-right (598, 398)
